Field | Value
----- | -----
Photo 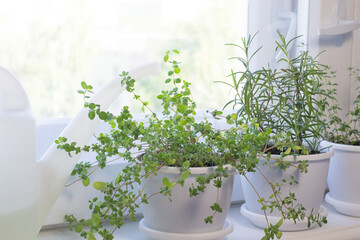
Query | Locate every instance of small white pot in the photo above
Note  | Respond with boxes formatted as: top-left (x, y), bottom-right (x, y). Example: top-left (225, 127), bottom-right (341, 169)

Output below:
top-left (139, 164), bottom-right (234, 238)
top-left (323, 141), bottom-right (360, 217)
top-left (241, 150), bottom-right (333, 231)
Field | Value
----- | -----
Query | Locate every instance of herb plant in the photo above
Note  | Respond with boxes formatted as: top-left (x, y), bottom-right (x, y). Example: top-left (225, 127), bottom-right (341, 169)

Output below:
top-left (56, 50), bottom-right (316, 240)
top-left (325, 67), bottom-right (360, 145)
top-left (217, 33), bottom-right (330, 238)
top-left (221, 33), bottom-right (330, 153)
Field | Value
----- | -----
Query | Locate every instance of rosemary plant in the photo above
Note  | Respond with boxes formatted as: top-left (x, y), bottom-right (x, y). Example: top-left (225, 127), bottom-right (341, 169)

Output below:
top-left (218, 33), bottom-right (331, 239)
top-left (221, 33), bottom-right (330, 153)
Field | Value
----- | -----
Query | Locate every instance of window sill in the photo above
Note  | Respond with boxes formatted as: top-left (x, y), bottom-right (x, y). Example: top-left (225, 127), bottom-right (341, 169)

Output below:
top-left (38, 201), bottom-right (360, 240)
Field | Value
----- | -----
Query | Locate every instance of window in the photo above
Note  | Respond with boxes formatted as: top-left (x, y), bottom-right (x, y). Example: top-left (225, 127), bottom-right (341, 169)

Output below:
top-left (0, 0), bottom-right (248, 118)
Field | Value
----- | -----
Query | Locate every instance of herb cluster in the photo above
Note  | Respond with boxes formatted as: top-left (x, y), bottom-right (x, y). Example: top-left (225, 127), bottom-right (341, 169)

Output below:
top-left (326, 67), bottom-right (360, 145)
top-left (221, 33), bottom-right (331, 153)
top-left (57, 49), bottom-right (324, 240)
top-left (218, 33), bottom-right (331, 239)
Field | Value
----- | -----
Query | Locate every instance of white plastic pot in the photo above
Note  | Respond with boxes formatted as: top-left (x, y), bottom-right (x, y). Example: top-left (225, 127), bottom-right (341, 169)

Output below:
top-left (323, 141), bottom-right (360, 217)
top-left (241, 150), bottom-right (333, 231)
top-left (139, 164), bottom-right (234, 239)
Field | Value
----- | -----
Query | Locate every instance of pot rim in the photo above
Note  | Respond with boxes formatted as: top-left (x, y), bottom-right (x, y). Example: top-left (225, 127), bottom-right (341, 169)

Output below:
top-left (157, 164), bottom-right (234, 174)
top-left (269, 148), bottom-right (334, 162)
top-left (322, 140), bottom-right (360, 153)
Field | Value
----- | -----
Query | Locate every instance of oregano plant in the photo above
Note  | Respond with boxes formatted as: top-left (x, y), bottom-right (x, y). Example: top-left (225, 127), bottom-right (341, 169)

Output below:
top-left (325, 67), bottom-right (360, 145)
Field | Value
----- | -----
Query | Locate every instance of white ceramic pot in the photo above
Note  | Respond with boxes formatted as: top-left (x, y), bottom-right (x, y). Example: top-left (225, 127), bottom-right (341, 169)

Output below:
top-left (323, 141), bottom-right (360, 217)
top-left (139, 164), bottom-right (234, 238)
top-left (241, 150), bottom-right (333, 231)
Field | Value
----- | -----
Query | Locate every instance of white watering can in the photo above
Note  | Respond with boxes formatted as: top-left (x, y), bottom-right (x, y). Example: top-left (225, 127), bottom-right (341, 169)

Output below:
top-left (0, 62), bottom-right (160, 239)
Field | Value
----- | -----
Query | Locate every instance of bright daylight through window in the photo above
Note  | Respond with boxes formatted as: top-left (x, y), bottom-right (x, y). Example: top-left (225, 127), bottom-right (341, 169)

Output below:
top-left (0, 0), bottom-right (247, 118)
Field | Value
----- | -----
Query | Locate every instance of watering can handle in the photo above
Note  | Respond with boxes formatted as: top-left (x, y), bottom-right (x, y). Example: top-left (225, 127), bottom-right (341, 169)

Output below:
top-left (0, 66), bottom-right (31, 111)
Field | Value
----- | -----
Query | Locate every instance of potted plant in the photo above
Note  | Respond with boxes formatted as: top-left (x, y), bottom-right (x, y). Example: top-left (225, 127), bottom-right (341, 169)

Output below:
top-left (323, 67), bottom-right (360, 217)
top-left (221, 33), bottom-right (333, 232)
top-left (55, 49), bottom-right (313, 240)
top-left (56, 50), bottom-right (298, 240)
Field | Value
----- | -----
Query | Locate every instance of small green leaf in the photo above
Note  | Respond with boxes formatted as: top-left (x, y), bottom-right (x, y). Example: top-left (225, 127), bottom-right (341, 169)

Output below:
top-left (180, 171), bottom-right (190, 181)
top-left (266, 128), bottom-right (272, 134)
top-left (285, 147), bottom-right (291, 155)
top-left (87, 231), bottom-right (96, 240)
top-left (204, 216), bottom-right (213, 224)
top-left (261, 235), bottom-right (270, 240)
top-left (98, 111), bottom-right (107, 120)
top-left (168, 158), bottom-right (176, 165)
top-left (88, 103), bottom-right (96, 109)
top-left (92, 214), bottom-right (101, 227)
top-left (82, 177), bottom-right (90, 187)
top-left (162, 177), bottom-right (170, 187)
top-left (74, 224), bottom-right (82, 233)
top-left (81, 81), bottom-right (87, 89)
top-left (164, 54), bottom-right (169, 62)
top-left (177, 104), bottom-right (187, 113)
top-left (182, 160), bottom-right (190, 169)
top-left (293, 146), bottom-right (302, 150)
top-left (275, 218), bottom-right (284, 228)
top-left (204, 125), bottom-right (212, 131)
top-left (179, 119), bottom-right (187, 126)
top-left (115, 173), bottom-right (122, 185)
top-left (230, 113), bottom-right (237, 120)
top-left (210, 202), bottom-right (222, 213)
top-left (88, 111), bottom-right (96, 120)
top-left (226, 119), bottom-right (235, 125)
top-left (93, 181), bottom-right (107, 191)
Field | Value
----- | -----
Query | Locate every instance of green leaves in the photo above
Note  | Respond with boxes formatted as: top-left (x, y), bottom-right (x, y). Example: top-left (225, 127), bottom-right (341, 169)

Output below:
top-left (59, 48), bottom-right (316, 240)
top-left (210, 202), bottom-right (222, 213)
top-left (162, 177), bottom-right (176, 189)
top-left (78, 81), bottom-right (93, 102)
top-left (325, 67), bottom-right (360, 145)
top-left (164, 50), bottom-right (179, 63)
top-left (224, 32), bottom-right (331, 152)
top-left (204, 216), bottom-right (213, 224)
